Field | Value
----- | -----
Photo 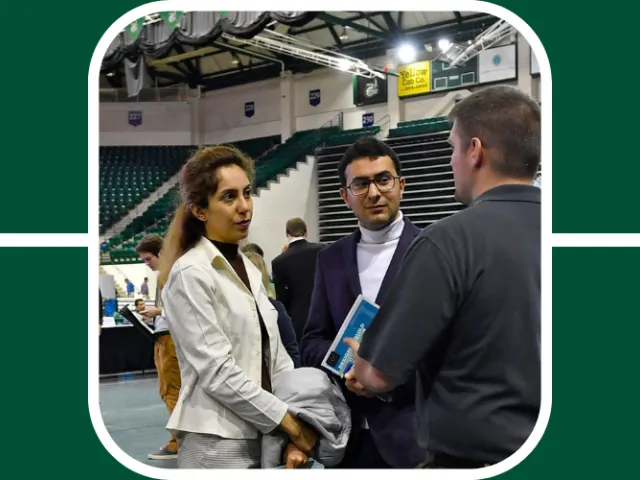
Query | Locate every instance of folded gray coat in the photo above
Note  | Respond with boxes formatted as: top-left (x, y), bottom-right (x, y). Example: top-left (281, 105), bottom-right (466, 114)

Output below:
top-left (261, 367), bottom-right (352, 468)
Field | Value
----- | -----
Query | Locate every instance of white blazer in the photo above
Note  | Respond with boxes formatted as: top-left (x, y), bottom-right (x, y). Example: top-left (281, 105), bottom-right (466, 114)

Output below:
top-left (162, 237), bottom-right (294, 439)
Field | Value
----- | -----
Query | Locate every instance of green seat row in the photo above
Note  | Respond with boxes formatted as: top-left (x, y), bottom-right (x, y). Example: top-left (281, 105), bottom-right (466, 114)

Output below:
top-left (389, 119), bottom-right (449, 138)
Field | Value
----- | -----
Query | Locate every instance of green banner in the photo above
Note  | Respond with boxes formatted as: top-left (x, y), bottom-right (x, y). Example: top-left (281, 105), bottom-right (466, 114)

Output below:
top-left (126, 18), bottom-right (144, 41)
top-left (160, 11), bottom-right (183, 31)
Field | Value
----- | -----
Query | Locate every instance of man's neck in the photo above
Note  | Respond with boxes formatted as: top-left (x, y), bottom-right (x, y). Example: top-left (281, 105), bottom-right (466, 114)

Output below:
top-left (471, 177), bottom-right (533, 202)
top-left (359, 211), bottom-right (404, 245)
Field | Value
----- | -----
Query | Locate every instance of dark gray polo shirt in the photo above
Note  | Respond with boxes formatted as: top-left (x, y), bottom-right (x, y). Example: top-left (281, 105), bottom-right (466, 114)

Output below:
top-left (359, 184), bottom-right (541, 464)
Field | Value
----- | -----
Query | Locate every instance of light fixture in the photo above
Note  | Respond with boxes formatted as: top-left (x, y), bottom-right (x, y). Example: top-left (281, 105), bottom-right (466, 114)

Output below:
top-left (106, 72), bottom-right (115, 77)
top-left (438, 39), bottom-right (452, 51)
top-left (338, 58), bottom-right (353, 71)
top-left (398, 44), bottom-right (416, 63)
top-left (339, 27), bottom-right (348, 41)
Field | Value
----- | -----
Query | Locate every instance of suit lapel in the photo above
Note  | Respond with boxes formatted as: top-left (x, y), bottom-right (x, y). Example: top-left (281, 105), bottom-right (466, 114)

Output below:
top-left (375, 218), bottom-right (420, 304)
top-left (342, 231), bottom-right (362, 299)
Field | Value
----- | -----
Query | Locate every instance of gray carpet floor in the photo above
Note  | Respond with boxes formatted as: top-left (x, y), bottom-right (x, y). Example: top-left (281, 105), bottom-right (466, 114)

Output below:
top-left (100, 374), bottom-right (177, 469)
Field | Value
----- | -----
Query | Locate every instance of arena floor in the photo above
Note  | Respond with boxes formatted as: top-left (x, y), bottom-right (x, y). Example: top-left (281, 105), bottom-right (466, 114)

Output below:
top-left (100, 373), bottom-right (177, 469)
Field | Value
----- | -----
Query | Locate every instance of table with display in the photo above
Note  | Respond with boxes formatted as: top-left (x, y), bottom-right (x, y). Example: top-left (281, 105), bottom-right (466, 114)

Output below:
top-left (99, 321), bottom-right (155, 375)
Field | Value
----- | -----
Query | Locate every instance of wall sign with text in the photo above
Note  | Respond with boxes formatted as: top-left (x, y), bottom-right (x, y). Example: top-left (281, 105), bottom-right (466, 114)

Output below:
top-left (244, 101), bottom-right (255, 118)
top-left (128, 110), bottom-right (142, 127)
top-left (397, 61), bottom-right (431, 98)
top-left (397, 43), bottom-right (518, 98)
top-left (309, 89), bottom-right (321, 107)
top-left (362, 113), bottom-right (374, 127)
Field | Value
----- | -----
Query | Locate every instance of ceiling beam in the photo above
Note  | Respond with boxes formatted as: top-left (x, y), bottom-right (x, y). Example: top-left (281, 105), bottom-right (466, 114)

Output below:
top-left (173, 44), bottom-right (201, 80)
top-left (319, 12), bottom-right (390, 40)
top-left (362, 13), bottom-right (388, 33)
top-left (172, 62), bottom-right (195, 79)
top-left (326, 23), bottom-right (343, 48)
top-left (381, 13), bottom-right (398, 33)
top-left (147, 68), bottom-right (188, 83)
top-left (454, 12), bottom-right (463, 23)
top-left (210, 42), bottom-right (279, 66)
top-left (195, 14), bottom-right (496, 92)
top-left (290, 12), bottom-right (387, 35)
top-left (397, 12), bottom-right (404, 30)
top-left (335, 15), bottom-right (496, 59)
top-left (201, 62), bottom-right (283, 92)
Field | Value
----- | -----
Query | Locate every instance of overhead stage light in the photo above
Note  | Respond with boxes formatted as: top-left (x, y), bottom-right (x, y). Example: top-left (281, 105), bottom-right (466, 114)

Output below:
top-left (398, 44), bottom-right (416, 63)
top-left (438, 39), bottom-right (452, 51)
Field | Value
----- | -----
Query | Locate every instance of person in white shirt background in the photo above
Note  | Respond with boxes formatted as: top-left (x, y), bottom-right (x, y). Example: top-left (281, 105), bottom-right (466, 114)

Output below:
top-left (135, 234), bottom-right (182, 461)
top-left (158, 145), bottom-right (317, 469)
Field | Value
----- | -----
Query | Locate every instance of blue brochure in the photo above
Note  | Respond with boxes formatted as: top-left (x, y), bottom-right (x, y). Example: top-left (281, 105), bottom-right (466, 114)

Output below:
top-left (321, 294), bottom-right (379, 378)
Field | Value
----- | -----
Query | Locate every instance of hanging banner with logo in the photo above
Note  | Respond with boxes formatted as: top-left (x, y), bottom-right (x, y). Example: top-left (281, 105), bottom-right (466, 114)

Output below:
top-left (128, 110), bottom-right (142, 127)
top-left (309, 89), bottom-right (321, 107)
top-left (244, 101), bottom-right (255, 118)
top-left (353, 76), bottom-right (387, 106)
top-left (160, 11), bottom-right (183, 31)
top-left (397, 61), bottom-right (431, 97)
top-left (127, 19), bottom-right (144, 41)
top-left (478, 44), bottom-right (517, 83)
top-left (362, 113), bottom-right (374, 127)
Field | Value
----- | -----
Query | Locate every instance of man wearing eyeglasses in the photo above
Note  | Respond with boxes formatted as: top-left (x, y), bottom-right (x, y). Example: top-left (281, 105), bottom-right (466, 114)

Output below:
top-left (300, 136), bottom-right (426, 468)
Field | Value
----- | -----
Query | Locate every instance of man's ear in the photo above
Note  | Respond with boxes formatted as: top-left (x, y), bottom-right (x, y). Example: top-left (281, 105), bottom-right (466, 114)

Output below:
top-left (339, 187), bottom-right (349, 207)
top-left (469, 137), bottom-right (484, 168)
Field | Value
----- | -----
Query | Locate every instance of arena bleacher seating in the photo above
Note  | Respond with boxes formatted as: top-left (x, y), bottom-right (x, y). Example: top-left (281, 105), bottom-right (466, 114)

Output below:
top-left (101, 127), bottom-right (345, 264)
top-left (253, 126), bottom-right (341, 191)
top-left (388, 116), bottom-right (449, 137)
top-left (99, 146), bottom-right (190, 234)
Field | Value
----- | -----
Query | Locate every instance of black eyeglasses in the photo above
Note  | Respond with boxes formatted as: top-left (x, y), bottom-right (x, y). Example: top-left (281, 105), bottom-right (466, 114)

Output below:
top-left (346, 173), bottom-right (399, 196)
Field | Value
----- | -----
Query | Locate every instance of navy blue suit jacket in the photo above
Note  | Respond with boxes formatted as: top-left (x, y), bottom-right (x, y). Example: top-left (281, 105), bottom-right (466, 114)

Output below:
top-left (270, 298), bottom-right (301, 368)
top-left (300, 217), bottom-right (427, 467)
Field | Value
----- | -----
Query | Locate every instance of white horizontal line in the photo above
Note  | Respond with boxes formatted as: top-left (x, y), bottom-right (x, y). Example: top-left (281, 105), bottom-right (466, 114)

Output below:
top-left (552, 234), bottom-right (640, 247)
top-left (0, 234), bottom-right (90, 247)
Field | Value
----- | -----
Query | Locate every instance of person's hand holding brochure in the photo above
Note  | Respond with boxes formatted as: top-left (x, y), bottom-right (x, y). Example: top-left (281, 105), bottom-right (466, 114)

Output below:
top-left (321, 294), bottom-right (379, 378)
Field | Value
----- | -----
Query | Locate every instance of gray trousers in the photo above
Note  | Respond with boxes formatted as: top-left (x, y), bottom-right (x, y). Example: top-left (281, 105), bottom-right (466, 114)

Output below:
top-left (177, 432), bottom-right (261, 469)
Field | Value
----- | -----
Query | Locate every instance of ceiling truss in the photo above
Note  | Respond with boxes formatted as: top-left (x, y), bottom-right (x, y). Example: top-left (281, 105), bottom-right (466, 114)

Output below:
top-left (102, 12), bottom-right (497, 92)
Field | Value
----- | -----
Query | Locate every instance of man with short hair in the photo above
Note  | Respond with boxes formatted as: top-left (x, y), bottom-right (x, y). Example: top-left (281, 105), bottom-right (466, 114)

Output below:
top-left (135, 233), bottom-right (182, 461)
top-left (271, 218), bottom-right (325, 341)
top-left (300, 136), bottom-right (427, 468)
top-left (348, 85), bottom-right (542, 468)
